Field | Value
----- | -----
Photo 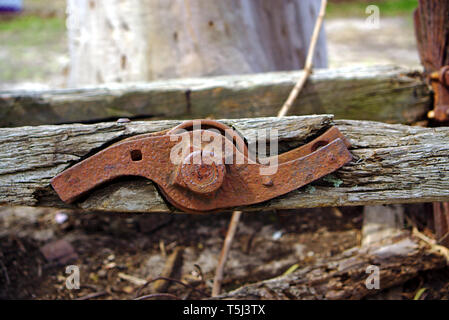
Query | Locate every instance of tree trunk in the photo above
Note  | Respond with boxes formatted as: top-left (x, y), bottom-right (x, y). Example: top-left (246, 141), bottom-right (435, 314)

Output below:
top-left (414, 0), bottom-right (449, 247)
top-left (0, 65), bottom-right (428, 127)
top-left (66, 0), bottom-right (327, 86)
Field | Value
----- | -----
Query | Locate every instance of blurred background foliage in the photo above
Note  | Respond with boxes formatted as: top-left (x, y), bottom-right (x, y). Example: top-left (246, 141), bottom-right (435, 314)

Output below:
top-left (0, 0), bottom-right (419, 88)
top-left (327, 0), bottom-right (417, 17)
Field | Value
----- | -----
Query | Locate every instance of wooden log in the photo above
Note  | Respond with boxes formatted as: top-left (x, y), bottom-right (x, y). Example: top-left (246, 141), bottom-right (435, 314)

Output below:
top-left (215, 235), bottom-right (447, 300)
top-left (0, 65), bottom-right (429, 127)
top-left (1, 115), bottom-right (449, 213)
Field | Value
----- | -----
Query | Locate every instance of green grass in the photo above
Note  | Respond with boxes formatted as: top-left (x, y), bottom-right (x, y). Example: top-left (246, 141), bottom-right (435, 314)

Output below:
top-left (327, 0), bottom-right (418, 18)
top-left (0, 15), bottom-right (64, 45)
top-left (0, 14), bottom-right (63, 32)
top-left (0, 14), bottom-right (66, 83)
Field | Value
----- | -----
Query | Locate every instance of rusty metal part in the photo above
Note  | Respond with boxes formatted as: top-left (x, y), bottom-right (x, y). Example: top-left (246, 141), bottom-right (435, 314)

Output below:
top-left (414, 2), bottom-right (449, 122)
top-left (415, 1), bottom-right (449, 248)
top-left (427, 66), bottom-right (449, 122)
top-left (51, 120), bottom-right (352, 213)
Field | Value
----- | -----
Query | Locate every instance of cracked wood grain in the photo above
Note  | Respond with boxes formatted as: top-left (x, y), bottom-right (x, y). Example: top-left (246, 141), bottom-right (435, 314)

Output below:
top-left (0, 115), bottom-right (448, 213)
top-left (215, 236), bottom-right (447, 300)
top-left (0, 65), bottom-right (429, 127)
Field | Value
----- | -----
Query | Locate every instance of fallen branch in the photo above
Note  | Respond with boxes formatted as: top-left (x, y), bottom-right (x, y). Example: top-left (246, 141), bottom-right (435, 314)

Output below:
top-left (212, 210), bottom-right (242, 296)
top-left (152, 247), bottom-right (184, 293)
top-left (277, 0), bottom-right (328, 118)
top-left (118, 272), bottom-right (147, 286)
top-left (215, 235), bottom-right (447, 300)
top-left (75, 291), bottom-right (108, 300)
top-left (412, 228), bottom-right (449, 265)
top-left (135, 277), bottom-right (209, 298)
top-left (134, 293), bottom-right (180, 300)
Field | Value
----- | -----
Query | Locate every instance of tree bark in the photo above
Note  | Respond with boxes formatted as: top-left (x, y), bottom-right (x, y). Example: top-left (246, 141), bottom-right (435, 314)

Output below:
top-left (414, 0), bottom-right (449, 73)
top-left (215, 235), bottom-right (447, 300)
top-left (414, 0), bottom-right (449, 248)
top-left (66, 0), bottom-right (327, 86)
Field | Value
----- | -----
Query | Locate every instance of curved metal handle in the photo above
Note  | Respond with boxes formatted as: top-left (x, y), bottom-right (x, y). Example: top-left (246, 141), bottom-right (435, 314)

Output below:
top-left (51, 122), bottom-right (352, 213)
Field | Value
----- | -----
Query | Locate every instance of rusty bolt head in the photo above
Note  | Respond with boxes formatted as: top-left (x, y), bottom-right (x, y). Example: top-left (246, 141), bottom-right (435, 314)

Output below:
top-left (178, 151), bottom-right (226, 195)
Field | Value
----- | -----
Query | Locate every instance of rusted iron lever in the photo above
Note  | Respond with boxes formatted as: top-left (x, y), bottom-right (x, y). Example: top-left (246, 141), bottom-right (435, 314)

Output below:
top-left (51, 120), bottom-right (352, 213)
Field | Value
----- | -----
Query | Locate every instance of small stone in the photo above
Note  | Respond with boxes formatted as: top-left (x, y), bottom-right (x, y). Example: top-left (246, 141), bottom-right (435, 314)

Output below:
top-left (40, 239), bottom-right (78, 264)
top-left (272, 230), bottom-right (283, 240)
top-left (117, 118), bottom-right (131, 123)
top-left (55, 212), bottom-right (68, 224)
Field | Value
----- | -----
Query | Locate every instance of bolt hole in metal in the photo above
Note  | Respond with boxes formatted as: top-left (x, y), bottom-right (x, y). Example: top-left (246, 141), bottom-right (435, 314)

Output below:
top-left (49, 120), bottom-right (352, 212)
top-left (130, 150), bottom-right (143, 161)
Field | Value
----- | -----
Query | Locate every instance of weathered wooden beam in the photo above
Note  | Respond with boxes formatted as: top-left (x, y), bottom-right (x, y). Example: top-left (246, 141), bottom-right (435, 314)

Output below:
top-left (0, 65), bottom-right (429, 127)
top-left (1, 115), bottom-right (448, 213)
top-left (215, 236), bottom-right (447, 300)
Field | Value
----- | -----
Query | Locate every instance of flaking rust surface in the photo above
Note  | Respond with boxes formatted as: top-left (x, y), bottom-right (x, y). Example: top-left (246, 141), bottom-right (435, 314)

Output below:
top-left (51, 120), bottom-right (352, 213)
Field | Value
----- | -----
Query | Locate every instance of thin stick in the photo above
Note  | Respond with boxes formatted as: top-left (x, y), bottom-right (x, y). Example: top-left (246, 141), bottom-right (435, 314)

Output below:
top-left (277, 0), bottom-right (328, 118)
top-left (135, 276), bottom-right (209, 298)
top-left (134, 293), bottom-right (180, 300)
top-left (212, 210), bottom-right (242, 296)
top-left (212, 0), bottom-right (328, 297)
top-left (75, 291), bottom-right (108, 300)
top-left (405, 215), bottom-right (449, 265)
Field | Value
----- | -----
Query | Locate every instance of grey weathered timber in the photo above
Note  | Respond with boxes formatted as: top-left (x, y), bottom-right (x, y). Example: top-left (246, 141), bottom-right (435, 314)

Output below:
top-left (216, 236), bottom-right (447, 300)
top-left (0, 65), bottom-right (429, 127)
top-left (1, 115), bottom-right (449, 213)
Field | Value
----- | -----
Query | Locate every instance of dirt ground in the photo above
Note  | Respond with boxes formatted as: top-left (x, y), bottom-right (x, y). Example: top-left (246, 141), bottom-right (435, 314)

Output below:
top-left (0, 206), bottom-right (362, 299)
top-left (1, 204), bottom-right (448, 300)
top-left (1, 1), bottom-right (448, 300)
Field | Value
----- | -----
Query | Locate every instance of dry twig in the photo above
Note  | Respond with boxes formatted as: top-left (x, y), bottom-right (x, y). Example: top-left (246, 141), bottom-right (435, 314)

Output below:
top-left (135, 276), bottom-right (209, 298)
top-left (405, 214), bottom-right (449, 264)
top-left (277, 0), bottom-right (328, 118)
top-left (212, 210), bottom-right (242, 296)
top-left (75, 291), bottom-right (108, 300)
top-left (134, 293), bottom-right (180, 300)
top-left (412, 227), bottom-right (449, 264)
top-left (118, 272), bottom-right (147, 286)
top-left (211, 0), bottom-right (328, 297)
top-left (152, 247), bottom-right (183, 293)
